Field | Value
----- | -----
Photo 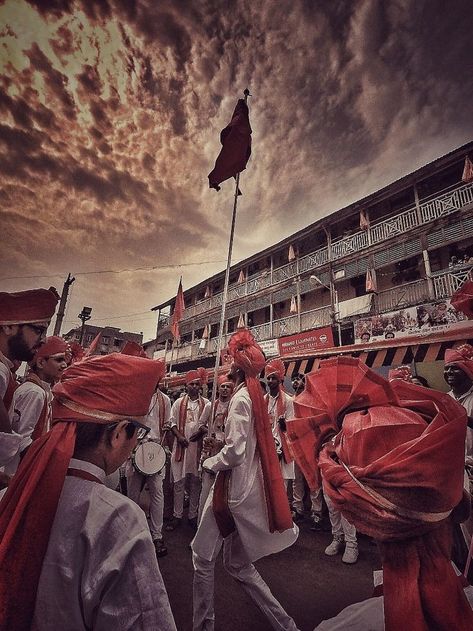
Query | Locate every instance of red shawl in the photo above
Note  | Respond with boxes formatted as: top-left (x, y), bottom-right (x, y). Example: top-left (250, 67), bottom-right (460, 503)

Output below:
top-left (174, 395), bottom-right (205, 462)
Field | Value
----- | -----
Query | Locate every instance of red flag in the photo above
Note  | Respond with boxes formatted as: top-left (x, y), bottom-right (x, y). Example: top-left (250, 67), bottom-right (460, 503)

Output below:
top-left (290, 295), bottom-right (298, 314)
top-left (365, 268), bottom-right (377, 293)
top-left (171, 278), bottom-right (185, 341)
top-left (360, 209), bottom-right (370, 230)
top-left (451, 279), bottom-right (473, 318)
top-left (462, 156), bottom-right (473, 183)
top-left (84, 333), bottom-right (101, 357)
top-left (208, 98), bottom-right (252, 191)
top-left (288, 244), bottom-right (296, 261)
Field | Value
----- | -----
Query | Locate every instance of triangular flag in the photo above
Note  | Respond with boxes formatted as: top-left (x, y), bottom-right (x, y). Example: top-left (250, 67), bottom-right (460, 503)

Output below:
top-left (360, 209), bottom-right (370, 231)
top-left (204, 285), bottom-right (211, 299)
top-left (237, 313), bottom-right (245, 328)
top-left (202, 324), bottom-right (210, 339)
top-left (121, 341), bottom-right (147, 357)
top-left (208, 98), bottom-right (252, 191)
top-left (171, 278), bottom-right (185, 341)
top-left (290, 295), bottom-right (298, 314)
top-left (84, 332), bottom-right (101, 357)
top-left (365, 268), bottom-right (377, 293)
top-left (237, 270), bottom-right (245, 284)
top-left (288, 244), bottom-right (296, 261)
top-left (462, 156), bottom-right (473, 183)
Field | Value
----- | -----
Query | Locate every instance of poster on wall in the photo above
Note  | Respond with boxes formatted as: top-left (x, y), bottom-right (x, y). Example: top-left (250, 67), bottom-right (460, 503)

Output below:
top-left (354, 299), bottom-right (469, 344)
top-left (278, 326), bottom-right (334, 356)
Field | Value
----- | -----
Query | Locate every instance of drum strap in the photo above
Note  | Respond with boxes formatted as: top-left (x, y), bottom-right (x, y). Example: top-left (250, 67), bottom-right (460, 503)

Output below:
top-left (67, 468), bottom-right (104, 485)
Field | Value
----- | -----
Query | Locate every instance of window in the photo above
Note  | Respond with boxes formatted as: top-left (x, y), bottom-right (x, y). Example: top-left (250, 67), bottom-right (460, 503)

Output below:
top-left (102, 336), bottom-right (110, 344)
top-left (114, 338), bottom-right (121, 347)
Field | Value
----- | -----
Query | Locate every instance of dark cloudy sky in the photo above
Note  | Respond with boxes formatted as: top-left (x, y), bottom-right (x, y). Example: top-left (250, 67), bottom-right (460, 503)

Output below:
top-left (0, 0), bottom-right (472, 341)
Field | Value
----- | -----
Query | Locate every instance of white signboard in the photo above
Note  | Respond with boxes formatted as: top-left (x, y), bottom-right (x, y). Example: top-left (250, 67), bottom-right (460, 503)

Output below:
top-left (258, 338), bottom-right (279, 357)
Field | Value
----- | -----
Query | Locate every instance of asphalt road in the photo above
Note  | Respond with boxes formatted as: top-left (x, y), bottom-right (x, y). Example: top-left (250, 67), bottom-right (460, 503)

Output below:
top-left (158, 513), bottom-right (381, 631)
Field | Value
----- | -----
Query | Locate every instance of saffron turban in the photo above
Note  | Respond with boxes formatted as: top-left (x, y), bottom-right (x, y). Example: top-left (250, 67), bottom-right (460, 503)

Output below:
top-left (264, 358), bottom-right (285, 381)
top-left (217, 374), bottom-right (233, 387)
top-left (30, 336), bottom-right (70, 366)
top-left (228, 329), bottom-right (265, 377)
top-left (444, 344), bottom-right (473, 381)
top-left (0, 287), bottom-right (59, 325)
top-left (185, 367), bottom-right (207, 385)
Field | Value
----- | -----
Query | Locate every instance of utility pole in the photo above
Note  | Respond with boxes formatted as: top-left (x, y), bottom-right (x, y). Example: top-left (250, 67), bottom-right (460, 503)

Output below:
top-left (53, 273), bottom-right (75, 336)
top-left (78, 306), bottom-right (92, 345)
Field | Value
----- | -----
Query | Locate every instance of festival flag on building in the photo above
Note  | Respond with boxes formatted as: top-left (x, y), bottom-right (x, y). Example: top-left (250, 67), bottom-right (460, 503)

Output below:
top-left (199, 324), bottom-right (210, 349)
top-left (288, 244), bottom-right (296, 261)
top-left (451, 279), bottom-right (473, 319)
top-left (359, 209), bottom-right (370, 231)
top-left (171, 278), bottom-right (185, 341)
top-left (290, 295), bottom-right (298, 314)
top-left (204, 285), bottom-right (211, 299)
top-left (365, 268), bottom-right (377, 293)
top-left (462, 156), bottom-right (473, 183)
top-left (84, 333), bottom-right (101, 357)
top-left (208, 98), bottom-right (252, 191)
top-left (237, 313), bottom-right (246, 328)
top-left (237, 269), bottom-right (245, 284)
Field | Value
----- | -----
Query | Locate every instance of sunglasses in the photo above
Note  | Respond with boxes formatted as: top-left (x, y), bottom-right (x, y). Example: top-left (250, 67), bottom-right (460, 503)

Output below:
top-left (108, 420), bottom-right (151, 441)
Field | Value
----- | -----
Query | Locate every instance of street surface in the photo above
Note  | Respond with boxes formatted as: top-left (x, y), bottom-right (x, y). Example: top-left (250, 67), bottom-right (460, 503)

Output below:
top-left (158, 511), bottom-right (380, 631)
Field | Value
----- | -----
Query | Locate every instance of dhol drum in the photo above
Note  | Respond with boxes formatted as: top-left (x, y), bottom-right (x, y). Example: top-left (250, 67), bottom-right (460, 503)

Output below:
top-left (132, 440), bottom-right (167, 476)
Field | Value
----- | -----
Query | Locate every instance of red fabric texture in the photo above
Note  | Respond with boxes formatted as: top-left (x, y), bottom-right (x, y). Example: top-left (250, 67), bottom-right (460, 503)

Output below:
top-left (451, 279), bottom-right (473, 318)
top-left (217, 374), bottom-right (233, 387)
top-left (171, 279), bottom-right (185, 341)
top-left (83, 332), bottom-right (101, 357)
top-left (66, 341), bottom-right (84, 364)
top-left (291, 356), bottom-right (472, 631)
top-left (30, 336), bottom-right (69, 367)
top-left (0, 287), bottom-right (59, 325)
top-left (24, 373), bottom-right (49, 442)
top-left (208, 99), bottom-right (252, 191)
top-left (0, 353), bottom-right (162, 631)
top-left (388, 365), bottom-right (413, 382)
top-left (264, 358), bottom-right (285, 380)
top-left (213, 469), bottom-right (236, 537)
top-left (227, 330), bottom-right (293, 533)
top-left (444, 343), bottom-right (473, 380)
top-left (120, 341), bottom-right (147, 357)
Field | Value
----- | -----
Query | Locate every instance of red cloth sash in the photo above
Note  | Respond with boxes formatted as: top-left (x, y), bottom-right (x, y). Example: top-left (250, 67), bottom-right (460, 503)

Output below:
top-left (212, 469), bottom-right (236, 537)
top-left (174, 395), bottom-right (205, 462)
top-left (265, 391), bottom-right (293, 464)
top-left (24, 374), bottom-right (50, 442)
top-left (156, 390), bottom-right (166, 431)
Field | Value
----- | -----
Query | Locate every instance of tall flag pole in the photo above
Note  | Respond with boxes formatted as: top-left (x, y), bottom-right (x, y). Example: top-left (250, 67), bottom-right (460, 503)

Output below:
top-left (169, 276), bottom-right (185, 373)
top-left (208, 88), bottom-right (252, 431)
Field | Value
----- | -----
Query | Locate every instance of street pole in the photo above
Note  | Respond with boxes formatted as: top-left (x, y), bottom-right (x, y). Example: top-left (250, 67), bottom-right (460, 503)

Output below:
top-left (78, 306), bottom-right (92, 345)
top-left (53, 273), bottom-right (75, 336)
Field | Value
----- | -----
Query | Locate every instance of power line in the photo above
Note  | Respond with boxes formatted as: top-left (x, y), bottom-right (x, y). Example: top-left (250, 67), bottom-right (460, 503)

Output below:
top-left (0, 259), bottom-right (228, 282)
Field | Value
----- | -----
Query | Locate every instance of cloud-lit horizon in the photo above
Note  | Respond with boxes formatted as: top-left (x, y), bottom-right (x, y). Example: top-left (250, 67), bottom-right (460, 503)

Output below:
top-left (1, 0), bottom-right (472, 341)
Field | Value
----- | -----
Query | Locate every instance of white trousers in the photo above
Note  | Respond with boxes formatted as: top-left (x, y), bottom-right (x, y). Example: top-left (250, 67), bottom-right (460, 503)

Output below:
top-left (292, 464), bottom-right (323, 516)
top-left (127, 469), bottom-right (164, 540)
top-left (324, 489), bottom-right (357, 545)
top-left (192, 531), bottom-right (299, 631)
top-left (174, 474), bottom-right (201, 520)
top-left (198, 471), bottom-right (215, 523)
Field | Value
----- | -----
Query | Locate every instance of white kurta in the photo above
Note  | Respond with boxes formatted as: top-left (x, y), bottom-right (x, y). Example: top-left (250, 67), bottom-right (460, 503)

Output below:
top-left (146, 390), bottom-right (171, 440)
top-left (4, 380), bottom-right (51, 476)
top-left (192, 385), bottom-right (298, 563)
top-left (448, 386), bottom-right (473, 467)
top-left (33, 458), bottom-right (176, 631)
top-left (170, 396), bottom-right (210, 481)
top-left (0, 354), bottom-right (30, 468)
top-left (267, 390), bottom-right (295, 480)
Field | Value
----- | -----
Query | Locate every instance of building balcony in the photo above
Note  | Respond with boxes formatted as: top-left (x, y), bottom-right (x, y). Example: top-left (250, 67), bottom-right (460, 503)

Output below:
top-left (156, 180), bottom-right (473, 332)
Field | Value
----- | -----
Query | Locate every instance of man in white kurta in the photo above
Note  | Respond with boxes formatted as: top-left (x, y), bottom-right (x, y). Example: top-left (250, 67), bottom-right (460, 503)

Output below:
top-left (34, 457), bottom-right (176, 631)
top-left (167, 370), bottom-right (210, 529)
top-left (127, 385), bottom-right (171, 555)
top-left (192, 358), bottom-right (299, 631)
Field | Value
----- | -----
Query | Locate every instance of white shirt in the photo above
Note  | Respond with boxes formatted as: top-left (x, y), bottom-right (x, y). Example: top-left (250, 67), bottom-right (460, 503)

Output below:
top-left (0, 351), bottom-right (12, 400)
top-left (267, 390), bottom-right (295, 480)
top-left (193, 385), bottom-right (298, 563)
top-left (146, 390), bottom-right (171, 441)
top-left (33, 458), bottom-right (176, 631)
top-left (169, 396), bottom-right (210, 480)
top-left (448, 386), bottom-right (473, 467)
top-left (0, 352), bottom-right (30, 467)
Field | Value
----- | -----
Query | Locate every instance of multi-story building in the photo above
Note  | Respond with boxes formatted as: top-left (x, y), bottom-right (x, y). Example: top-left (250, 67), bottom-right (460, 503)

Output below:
top-left (151, 141), bottom-right (473, 391)
top-left (64, 325), bottom-right (143, 355)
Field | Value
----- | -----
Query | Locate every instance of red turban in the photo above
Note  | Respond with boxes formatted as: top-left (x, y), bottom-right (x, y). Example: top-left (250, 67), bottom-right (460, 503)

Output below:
top-left (0, 287), bottom-right (59, 325)
top-left (220, 330), bottom-right (292, 533)
top-left (289, 357), bottom-right (473, 631)
top-left (0, 354), bottom-right (163, 631)
top-left (264, 358), bottom-right (285, 381)
top-left (185, 367), bottom-right (207, 385)
top-left (217, 374), bottom-right (233, 387)
top-left (445, 344), bottom-right (473, 381)
top-left (388, 365), bottom-right (413, 382)
top-left (66, 341), bottom-right (84, 364)
top-left (29, 336), bottom-right (70, 366)
top-left (120, 341), bottom-right (148, 357)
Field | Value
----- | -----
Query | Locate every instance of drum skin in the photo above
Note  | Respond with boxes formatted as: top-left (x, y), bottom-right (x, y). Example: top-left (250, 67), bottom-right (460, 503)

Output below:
top-left (132, 441), bottom-right (167, 476)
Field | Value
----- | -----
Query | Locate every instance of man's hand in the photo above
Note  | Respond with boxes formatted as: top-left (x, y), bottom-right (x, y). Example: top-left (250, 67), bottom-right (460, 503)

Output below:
top-left (278, 415), bottom-right (287, 432)
top-left (189, 426), bottom-right (207, 442)
top-left (0, 471), bottom-right (11, 490)
top-left (177, 435), bottom-right (189, 448)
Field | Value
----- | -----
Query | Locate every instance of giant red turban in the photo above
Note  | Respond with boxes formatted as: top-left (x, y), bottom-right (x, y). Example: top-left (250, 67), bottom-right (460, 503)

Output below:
top-left (0, 288), bottom-right (59, 325)
top-left (264, 358), bottom-right (285, 381)
top-left (228, 329), bottom-right (265, 377)
top-left (445, 344), bottom-right (473, 381)
top-left (288, 356), bottom-right (473, 631)
top-left (120, 340), bottom-right (148, 357)
top-left (185, 367), bottom-right (207, 385)
top-left (0, 353), bottom-right (163, 631)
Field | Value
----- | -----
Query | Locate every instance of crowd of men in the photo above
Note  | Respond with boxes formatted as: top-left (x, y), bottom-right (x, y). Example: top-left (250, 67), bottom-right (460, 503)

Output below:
top-left (1, 287), bottom-right (473, 630)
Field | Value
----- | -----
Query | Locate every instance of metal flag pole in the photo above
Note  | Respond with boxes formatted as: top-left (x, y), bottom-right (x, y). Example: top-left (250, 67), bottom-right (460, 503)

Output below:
top-left (208, 88), bottom-right (250, 434)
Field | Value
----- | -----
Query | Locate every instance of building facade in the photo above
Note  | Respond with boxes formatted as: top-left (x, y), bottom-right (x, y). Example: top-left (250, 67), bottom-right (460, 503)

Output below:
top-left (64, 325), bottom-right (143, 355)
top-left (152, 142), bottom-right (473, 390)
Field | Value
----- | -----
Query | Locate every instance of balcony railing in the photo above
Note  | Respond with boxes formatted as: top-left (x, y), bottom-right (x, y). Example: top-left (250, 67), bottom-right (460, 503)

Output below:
top-left (158, 180), bottom-right (473, 330)
top-left (376, 279), bottom-right (430, 313)
top-left (432, 265), bottom-right (473, 299)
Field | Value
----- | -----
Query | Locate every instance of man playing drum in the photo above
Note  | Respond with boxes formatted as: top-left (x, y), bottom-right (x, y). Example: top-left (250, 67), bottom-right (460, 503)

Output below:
top-left (127, 360), bottom-right (170, 558)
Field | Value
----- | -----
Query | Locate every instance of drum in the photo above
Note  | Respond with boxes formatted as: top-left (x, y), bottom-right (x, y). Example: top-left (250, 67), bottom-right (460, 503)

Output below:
top-left (132, 441), bottom-right (167, 476)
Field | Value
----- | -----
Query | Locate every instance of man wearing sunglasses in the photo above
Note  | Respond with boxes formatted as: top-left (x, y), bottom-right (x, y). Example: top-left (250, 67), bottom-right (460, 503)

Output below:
top-left (0, 353), bottom-right (176, 631)
top-left (0, 288), bottom-right (59, 471)
top-left (4, 336), bottom-right (69, 476)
